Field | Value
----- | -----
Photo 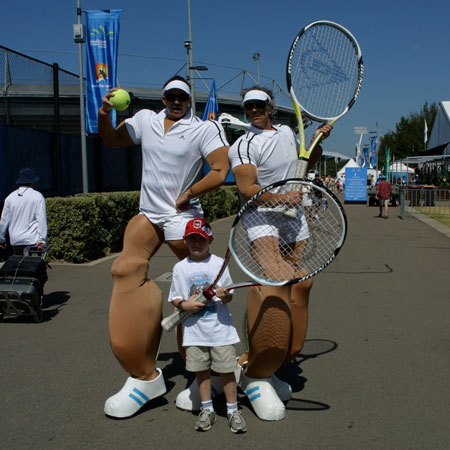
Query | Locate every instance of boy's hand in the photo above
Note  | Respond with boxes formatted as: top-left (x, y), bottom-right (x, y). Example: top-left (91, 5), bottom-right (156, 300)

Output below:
top-left (182, 289), bottom-right (208, 312)
top-left (214, 286), bottom-right (233, 304)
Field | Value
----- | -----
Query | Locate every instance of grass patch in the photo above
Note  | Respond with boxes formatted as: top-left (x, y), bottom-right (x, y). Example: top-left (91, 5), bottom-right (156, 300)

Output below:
top-left (423, 214), bottom-right (450, 227)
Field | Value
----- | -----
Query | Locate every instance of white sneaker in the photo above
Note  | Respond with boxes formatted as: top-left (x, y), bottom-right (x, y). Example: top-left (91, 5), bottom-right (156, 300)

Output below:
top-left (104, 368), bottom-right (167, 418)
top-left (271, 374), bottom-right (292, 402)
top-left (176, 375), bottom-right (223, 411)
top-left (239, 370), bottom-right (285, 421)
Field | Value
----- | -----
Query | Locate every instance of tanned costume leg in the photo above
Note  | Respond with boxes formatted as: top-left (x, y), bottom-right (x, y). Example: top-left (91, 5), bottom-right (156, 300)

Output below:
top-left (105, 215), bottom-right (189, 418)
top-left (108, 214), bottom-right (164, 379)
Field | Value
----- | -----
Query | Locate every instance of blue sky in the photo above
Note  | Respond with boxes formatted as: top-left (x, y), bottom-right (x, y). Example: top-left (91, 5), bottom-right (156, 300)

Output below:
top-left (2, 0), bottom-right (449, 157)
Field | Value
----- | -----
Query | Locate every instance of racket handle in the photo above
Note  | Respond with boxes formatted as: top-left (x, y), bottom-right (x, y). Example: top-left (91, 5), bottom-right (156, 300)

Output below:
top-left (294, 159), bottom-right (309, 179)
top-left (161, 291), bottom-right (210, 332)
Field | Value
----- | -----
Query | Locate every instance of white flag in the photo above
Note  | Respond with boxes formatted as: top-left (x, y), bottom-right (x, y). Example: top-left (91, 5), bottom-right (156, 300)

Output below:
top-left (424, 120), bottom-right (428, 144)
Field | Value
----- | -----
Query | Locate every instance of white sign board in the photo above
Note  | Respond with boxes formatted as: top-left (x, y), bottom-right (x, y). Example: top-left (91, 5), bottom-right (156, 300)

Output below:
top-left (354, 127), bottom-right (368, 134)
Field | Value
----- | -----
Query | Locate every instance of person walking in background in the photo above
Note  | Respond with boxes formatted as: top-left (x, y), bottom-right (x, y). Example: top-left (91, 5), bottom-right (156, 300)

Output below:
top-left (0, 168), bottom-right (47, 255)
top-left (376, 175), bottom-right (392, 219)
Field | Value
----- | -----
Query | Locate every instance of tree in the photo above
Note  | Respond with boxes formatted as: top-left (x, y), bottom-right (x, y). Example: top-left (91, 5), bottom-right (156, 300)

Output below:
top-left (378, 102), bottom-right (438, 166)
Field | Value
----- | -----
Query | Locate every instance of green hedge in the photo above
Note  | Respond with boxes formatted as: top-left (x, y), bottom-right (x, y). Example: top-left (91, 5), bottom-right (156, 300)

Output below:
top-left (46, 186), bottom-right (239, 263)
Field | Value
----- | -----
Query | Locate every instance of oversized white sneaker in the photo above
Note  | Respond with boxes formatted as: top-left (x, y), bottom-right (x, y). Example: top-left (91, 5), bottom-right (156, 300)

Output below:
top-left (271, 374), bottom-right (292, 402)
top-left (175, 375), bottom-right (224, 411)
top-left (104, 368), bottom-right (166, 418)
top-left (239, 371), bottom-right (286, 421)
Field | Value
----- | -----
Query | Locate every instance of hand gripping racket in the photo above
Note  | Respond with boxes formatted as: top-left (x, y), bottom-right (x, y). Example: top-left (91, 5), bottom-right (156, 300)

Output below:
top-left (161, 179), bottom-right (347, 331)
top-left (287, 20), bottom-right (364, 178)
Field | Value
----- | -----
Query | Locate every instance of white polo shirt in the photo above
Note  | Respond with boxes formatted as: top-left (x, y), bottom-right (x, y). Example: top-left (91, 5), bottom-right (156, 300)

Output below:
top-left (229, 124), bottom-right (298, 188)
top-left (0, 187), bottom-right (47, 246)
top-left (125, 108), bottom-right (228, 215)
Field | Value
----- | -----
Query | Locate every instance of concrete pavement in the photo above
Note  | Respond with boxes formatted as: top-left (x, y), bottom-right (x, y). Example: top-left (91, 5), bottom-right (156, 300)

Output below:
top-left (0, 197), bottom-right (449, 450)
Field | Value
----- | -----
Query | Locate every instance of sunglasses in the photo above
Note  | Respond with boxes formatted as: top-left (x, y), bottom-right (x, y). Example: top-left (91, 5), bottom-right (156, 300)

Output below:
top-left (243, 100), bottom-right (267, 111)
top-left (164, 92), bottom-right (190, 102)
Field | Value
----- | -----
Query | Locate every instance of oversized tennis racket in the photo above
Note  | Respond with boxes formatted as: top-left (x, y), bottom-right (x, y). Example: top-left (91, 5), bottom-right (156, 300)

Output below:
top-left (287, 20), bottom-right (364, 178)
top-left (161, 179), bottom-right (347, 331)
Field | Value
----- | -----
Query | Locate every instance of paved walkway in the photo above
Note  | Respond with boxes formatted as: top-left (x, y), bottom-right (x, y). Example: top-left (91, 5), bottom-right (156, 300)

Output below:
top-left (1, 198), bottom-right (449, 450)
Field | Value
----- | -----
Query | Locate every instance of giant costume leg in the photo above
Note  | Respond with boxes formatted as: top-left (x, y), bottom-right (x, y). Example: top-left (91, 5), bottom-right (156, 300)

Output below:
top-left (104, 215), bottom-right (168, 418)
top-left (285, 279), bottom-right (313, 362)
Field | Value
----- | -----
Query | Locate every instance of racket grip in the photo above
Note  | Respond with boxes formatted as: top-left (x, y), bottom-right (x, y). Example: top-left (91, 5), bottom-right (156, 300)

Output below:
top-left (161, 292), bottom-right (210, 332)
top-left (294, 159), bottom-right (309, 178)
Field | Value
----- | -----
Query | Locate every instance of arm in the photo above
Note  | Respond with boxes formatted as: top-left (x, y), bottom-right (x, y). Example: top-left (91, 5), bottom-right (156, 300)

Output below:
top-left (232, 164), bottom-right (301, 206)
top-left (307, 124), bottom-right (333, 170)
top-left (173, 290), bottom-right (207, 313)
top-left (35, 195), bottom-right (47, 247)
top-left (0, 200), bottom-right (11, 247)
top-left (98, 89), bottom-right (135, 148)
top-left (214, 286), bottom-right (233, 304)
top-left (176, 145), bottom-right (230, 212)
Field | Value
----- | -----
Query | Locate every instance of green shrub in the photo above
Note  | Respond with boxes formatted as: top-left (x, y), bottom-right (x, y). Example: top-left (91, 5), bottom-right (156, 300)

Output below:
top-left (45, 187), bottom-right (238, 263)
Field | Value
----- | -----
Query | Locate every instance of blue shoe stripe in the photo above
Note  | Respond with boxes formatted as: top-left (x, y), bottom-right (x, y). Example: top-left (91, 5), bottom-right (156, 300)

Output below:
top-left (248, 393), bottom-right (261, 402)
top-left (245, 386), bottom-right (259, 396)
top-left (128, 393), bottom-right (144, 406)
top-left (132, 387), bottom-right (150, 402)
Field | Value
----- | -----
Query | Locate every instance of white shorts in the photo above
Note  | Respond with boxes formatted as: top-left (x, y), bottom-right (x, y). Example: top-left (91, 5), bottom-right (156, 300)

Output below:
top-left (140, 208), bottom-right (203, 241)
top-left (244, 207), bottom-right (310, 243)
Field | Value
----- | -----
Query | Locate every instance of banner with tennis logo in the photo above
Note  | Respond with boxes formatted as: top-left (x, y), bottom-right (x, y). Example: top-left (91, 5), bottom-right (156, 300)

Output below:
top-left (85, 10), bottom-right (122, 134)
top-left (370, 136), bottom-right (377, 168)
top-left (202, 80), bottom-right (218, 121)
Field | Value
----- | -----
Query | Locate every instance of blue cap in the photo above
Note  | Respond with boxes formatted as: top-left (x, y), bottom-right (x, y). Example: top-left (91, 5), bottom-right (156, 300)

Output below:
top-left (16, 168), bottom-right (40, 185)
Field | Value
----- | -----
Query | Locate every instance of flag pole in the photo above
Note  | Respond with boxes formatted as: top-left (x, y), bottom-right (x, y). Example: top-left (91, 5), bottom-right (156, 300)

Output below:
top-left (75, 0), bottom-right (88, 193)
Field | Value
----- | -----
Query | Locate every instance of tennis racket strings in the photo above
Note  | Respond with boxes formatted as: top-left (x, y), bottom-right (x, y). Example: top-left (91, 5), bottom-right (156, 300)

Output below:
top-left (230, 180), bottom-right (346, 285)
top-left (289, 23), bottom-right (361, 120)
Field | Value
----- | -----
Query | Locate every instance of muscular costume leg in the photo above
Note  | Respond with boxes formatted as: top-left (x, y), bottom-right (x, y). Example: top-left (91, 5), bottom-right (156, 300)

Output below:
top-left (285, 279), bottom-right (312, 362)
top-left (108, 214), bottom-right (165, 379)
top-left (245, 285), bottom-right (292, 378)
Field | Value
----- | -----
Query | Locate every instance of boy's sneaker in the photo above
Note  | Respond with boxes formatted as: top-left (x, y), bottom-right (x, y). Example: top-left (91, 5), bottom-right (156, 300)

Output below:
top-left (195, 407), bottom-right (216, 431)
top-left (228, 410), bottom-right (247, 433)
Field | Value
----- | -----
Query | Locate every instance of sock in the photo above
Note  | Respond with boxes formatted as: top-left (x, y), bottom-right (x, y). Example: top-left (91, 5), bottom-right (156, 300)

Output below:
top-left (226, 401), bottom-right (238, 416)
top-left (201, 400), bottom-right (214, 412)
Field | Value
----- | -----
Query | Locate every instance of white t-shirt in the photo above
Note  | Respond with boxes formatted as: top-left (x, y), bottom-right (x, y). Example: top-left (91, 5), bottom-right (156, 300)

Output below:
top-left (0, 187), bottom-right (47, 246)
top-left (229, 124), bottom-right (298, 188)
top-left (168, 254), bottom-right (240, 347)
top-left (125, 108), bottom-right (228, 215)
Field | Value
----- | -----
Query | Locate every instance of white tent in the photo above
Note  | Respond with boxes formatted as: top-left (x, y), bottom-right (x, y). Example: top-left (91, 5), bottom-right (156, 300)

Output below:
top-left (427, 101), bottom-right (450, 155)
top-left (219, 113), bottom-right (249, 131)
top-left (337, 159), bottom-right (359, 178)
top-left (389, 162), bottom-right (415, 174)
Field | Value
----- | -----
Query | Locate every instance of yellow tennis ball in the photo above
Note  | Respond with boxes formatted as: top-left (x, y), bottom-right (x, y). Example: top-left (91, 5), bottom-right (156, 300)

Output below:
top-left (110, 89), bottom-right (130, 111)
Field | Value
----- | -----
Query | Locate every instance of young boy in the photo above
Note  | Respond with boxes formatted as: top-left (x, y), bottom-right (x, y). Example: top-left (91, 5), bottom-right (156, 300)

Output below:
top-left (168, 218), bottom-right (246, 433)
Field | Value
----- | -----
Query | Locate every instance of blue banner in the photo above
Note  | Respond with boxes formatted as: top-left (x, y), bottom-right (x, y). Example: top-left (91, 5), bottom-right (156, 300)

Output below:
top-left (363, 145), bottom-right (370, 168)
top-left (85, 10), bottom-right (122, 134)
top-left (202, 80), bottom-right (218, 121)
top-left (344, 167), bottom-right (367, 203)
top-left (370, 136), bottom-right (377, 168)
top-left (202, 81), bottom-right (235, 184)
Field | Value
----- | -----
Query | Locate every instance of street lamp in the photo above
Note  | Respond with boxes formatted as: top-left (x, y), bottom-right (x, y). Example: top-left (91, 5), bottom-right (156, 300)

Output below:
top-left (253, 53), bottom-right (260, 86)
top-left (73, 0), bottom-right (88, 193)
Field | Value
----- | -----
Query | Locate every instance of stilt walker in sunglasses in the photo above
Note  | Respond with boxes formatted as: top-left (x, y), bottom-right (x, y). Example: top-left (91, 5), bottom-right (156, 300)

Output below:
top-left (176, 86), bottom-right (332, 421)
top-left (98, 76), bottom-right (230, 418)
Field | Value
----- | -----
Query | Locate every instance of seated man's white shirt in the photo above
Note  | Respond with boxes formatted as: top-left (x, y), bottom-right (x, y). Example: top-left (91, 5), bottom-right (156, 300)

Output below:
top-left (0, 187), bottom-right (47, 245)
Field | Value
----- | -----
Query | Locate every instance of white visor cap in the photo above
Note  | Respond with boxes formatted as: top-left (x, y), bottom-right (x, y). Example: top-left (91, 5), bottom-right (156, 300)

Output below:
top-left (242, 89), bottom-right (272, 106)
top-left (163, 80), bottom-right (191, 96)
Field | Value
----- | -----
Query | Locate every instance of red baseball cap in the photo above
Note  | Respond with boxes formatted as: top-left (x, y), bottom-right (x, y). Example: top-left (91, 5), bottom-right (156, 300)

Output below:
top-left (183, 218), bottom-right (213, 240)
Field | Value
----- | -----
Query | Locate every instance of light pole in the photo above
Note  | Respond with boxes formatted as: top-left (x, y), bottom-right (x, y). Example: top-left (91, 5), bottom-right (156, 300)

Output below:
top-left (73, 0), bottom-right (88, 193)
top-left (253, 53), bottom-right (260, 86)
top-left (185, 0), bottom-right (199, 116)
